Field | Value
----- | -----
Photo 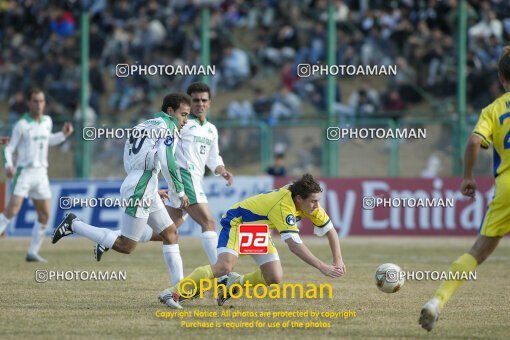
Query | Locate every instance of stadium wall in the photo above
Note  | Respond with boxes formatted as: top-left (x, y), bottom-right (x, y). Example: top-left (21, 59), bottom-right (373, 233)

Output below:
top-left (6, 177), bottom-right (492, 237)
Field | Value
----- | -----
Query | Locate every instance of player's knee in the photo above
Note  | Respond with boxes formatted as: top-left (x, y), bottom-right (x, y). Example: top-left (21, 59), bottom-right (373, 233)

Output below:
top-left (213, 263), bottom-right (233, 277)
top-left (264, 273), bottom-right (283, 285)
top-left (160, 226), bottom-right (179, 244)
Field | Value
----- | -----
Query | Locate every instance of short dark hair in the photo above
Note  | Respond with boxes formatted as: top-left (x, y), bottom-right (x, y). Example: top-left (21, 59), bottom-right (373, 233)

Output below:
top-left (27, 88), bottom-right (44, 100)
top-left (498, 46), bottom-right (510, 82)
top-left (288, 174), bottom-right (322, 199)
top-left (187, 82), bottom-right (211, 98)
top-left (161, 93), bottom-right (191, 112)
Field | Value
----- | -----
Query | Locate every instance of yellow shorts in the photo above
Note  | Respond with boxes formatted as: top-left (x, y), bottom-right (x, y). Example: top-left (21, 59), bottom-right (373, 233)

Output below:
top-left (479, 176), bottom-right (510, 237)
top-left (218, 210), bottom-right (279, 262)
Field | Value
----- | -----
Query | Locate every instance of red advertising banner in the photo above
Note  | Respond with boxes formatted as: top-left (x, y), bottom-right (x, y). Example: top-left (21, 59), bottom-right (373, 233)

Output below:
top-left (274, 177), bottom-right (495, 236)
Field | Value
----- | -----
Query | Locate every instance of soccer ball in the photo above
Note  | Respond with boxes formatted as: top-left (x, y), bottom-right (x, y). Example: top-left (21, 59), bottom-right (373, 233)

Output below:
top-left (374, 263), bottom-right (405, 293)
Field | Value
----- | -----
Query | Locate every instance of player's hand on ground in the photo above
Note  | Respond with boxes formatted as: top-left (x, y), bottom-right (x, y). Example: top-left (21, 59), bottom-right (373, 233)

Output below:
top-left (180, 195), bottom-right (189, 208)
top-left (158, 189), bottom-right (169, 201)
top-left (333, 258), bottom-right (346, 275)
top-left (62, 122), bottom-right (74, 137)
top-left (221, 171), bottom-right (233, 186)
top-left (460, 177), bottom-right (477, 198)
top-left (5, 166), bottom-right (14, 179)
top-left (319, 263), bottom-right (345, 278)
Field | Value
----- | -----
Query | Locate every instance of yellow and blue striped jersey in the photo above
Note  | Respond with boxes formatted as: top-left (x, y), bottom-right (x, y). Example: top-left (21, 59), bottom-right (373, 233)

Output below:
top-left (220, 186), bottom-right (331, 235)
top-left (473, 92), bottom-right (510, 177)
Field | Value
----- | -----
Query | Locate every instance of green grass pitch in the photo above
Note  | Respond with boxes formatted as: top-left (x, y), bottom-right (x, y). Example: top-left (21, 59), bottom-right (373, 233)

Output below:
top-left (1, 236), bottom-right (509, 339)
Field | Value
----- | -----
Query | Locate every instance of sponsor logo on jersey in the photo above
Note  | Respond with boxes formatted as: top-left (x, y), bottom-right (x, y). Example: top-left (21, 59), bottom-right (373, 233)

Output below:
top-left (286, 214), bottom-right (295, 226)
top-left (144, 119), bottom-right (162, 126)
top-left (32, 135), bottom-right (48, 141)
top-left (192, 136), bottom-right (212, 145)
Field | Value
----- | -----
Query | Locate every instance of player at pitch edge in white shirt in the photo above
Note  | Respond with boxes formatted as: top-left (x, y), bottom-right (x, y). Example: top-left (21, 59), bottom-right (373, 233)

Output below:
top-left (95, 82), bottom-right (233, 270)
top-left (0, 88), bottom-right (73, 262)
top-left (52, 93), bottom-right (191, 292)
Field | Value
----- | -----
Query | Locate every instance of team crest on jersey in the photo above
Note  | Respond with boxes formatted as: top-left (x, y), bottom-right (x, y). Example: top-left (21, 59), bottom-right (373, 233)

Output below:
top-left (286, 214), bottom-right (295, 226)
top-left (164, 135), bottom-right (174, 146)
top-left (208, 128), bottom-right (213, 134)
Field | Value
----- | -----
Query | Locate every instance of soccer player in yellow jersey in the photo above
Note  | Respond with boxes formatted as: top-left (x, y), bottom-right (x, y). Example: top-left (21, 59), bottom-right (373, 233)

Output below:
top-left (419, 47), bottom-right (510, 331)
top-left (159, 174), bottom-right (346, 309)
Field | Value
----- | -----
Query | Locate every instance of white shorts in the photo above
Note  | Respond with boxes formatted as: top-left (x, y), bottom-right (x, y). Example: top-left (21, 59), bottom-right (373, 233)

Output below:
top-left (11, 167), bottom-right (51, 200)
top-left (120, 170), bottom-right (164, 219)
top-left (217, 247), bottom-right (281, 266)
top-left (165, 167), bottom-right (208, 208)
top-left (120, 207), bottom-right (173, 241)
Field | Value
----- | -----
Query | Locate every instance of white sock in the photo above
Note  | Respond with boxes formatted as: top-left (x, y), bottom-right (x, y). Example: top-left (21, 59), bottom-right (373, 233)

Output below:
top-left (72, 220), bottom-right (118, 248)
top-left (201, 231), bottom-right (218, 265)
top-left (163, 244), bottom-right (183, 286)
top-left (0, 213), bottom-right (10, 234)
top-left (139, 226), bottom-right (153, 243)
top-left (28, 221), bottom-right (47, 255)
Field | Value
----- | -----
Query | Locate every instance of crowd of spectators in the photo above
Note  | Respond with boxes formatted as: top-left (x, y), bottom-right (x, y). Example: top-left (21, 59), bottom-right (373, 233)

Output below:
top-left (1, 0), bottom-right (510, 176)
top-left (1, 0), bottom-right (510, 127)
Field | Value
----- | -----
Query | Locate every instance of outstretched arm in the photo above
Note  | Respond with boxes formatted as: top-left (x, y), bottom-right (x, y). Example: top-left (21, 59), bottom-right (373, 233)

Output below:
top-left (49, 122), bottom-right (73, 145)
top-left (326, 228), bottom-right (345, 274)
top-left (285, 238), bottom-right (344, 278)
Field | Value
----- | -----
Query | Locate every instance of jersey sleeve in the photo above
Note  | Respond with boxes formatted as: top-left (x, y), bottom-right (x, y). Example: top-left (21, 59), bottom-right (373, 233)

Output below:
top-left (49, 132), bottom-right (66, 145)
top-left (206, 125), bottom-right (225, 175)
top-left (157, 126), bottom-right (185, 197)
top-left (268, 199), bottom-right (301, 243)
top-left (303, 204), bottom-right (334, 237)
top-left (3, 121), bottom-right (22, 168)
top-left (47, 118), bottom-right (66, 145)
top-left (472, 106), bottom-right (494, 149)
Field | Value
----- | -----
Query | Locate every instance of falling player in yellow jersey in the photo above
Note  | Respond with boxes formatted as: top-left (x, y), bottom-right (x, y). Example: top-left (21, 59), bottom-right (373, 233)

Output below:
top-left (159, 174), bottom-right (346, 309)
top-left (419, 47), bottom-right (510, 331)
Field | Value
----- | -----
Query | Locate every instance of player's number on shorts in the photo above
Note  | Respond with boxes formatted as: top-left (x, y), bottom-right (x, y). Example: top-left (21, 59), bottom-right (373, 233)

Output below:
top-left (500, 113), bottom-right (510, 149)
top-left (200, 145), bottom-right (206, 155)
top-left (129, 136), bottom-right (147, 155)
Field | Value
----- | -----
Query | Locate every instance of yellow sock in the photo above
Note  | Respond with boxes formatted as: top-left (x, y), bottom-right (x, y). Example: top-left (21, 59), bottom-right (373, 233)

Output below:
top-left (242, 268), bottom-right (267, 285)
top-left (433, 253), bottom-right (478, 309)
top-left (173, 265), bottom-right (213, 293)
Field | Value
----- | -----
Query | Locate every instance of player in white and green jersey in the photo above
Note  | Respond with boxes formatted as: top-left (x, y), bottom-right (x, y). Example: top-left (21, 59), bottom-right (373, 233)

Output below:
top-left (166, 82), bottom-right (233, 265)
top-left (95, 83), bottom-right (233, 267)
top-left (0, 88), bottom-right (73, 262)
top-left (53, 94), bottom-right (191, 297)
